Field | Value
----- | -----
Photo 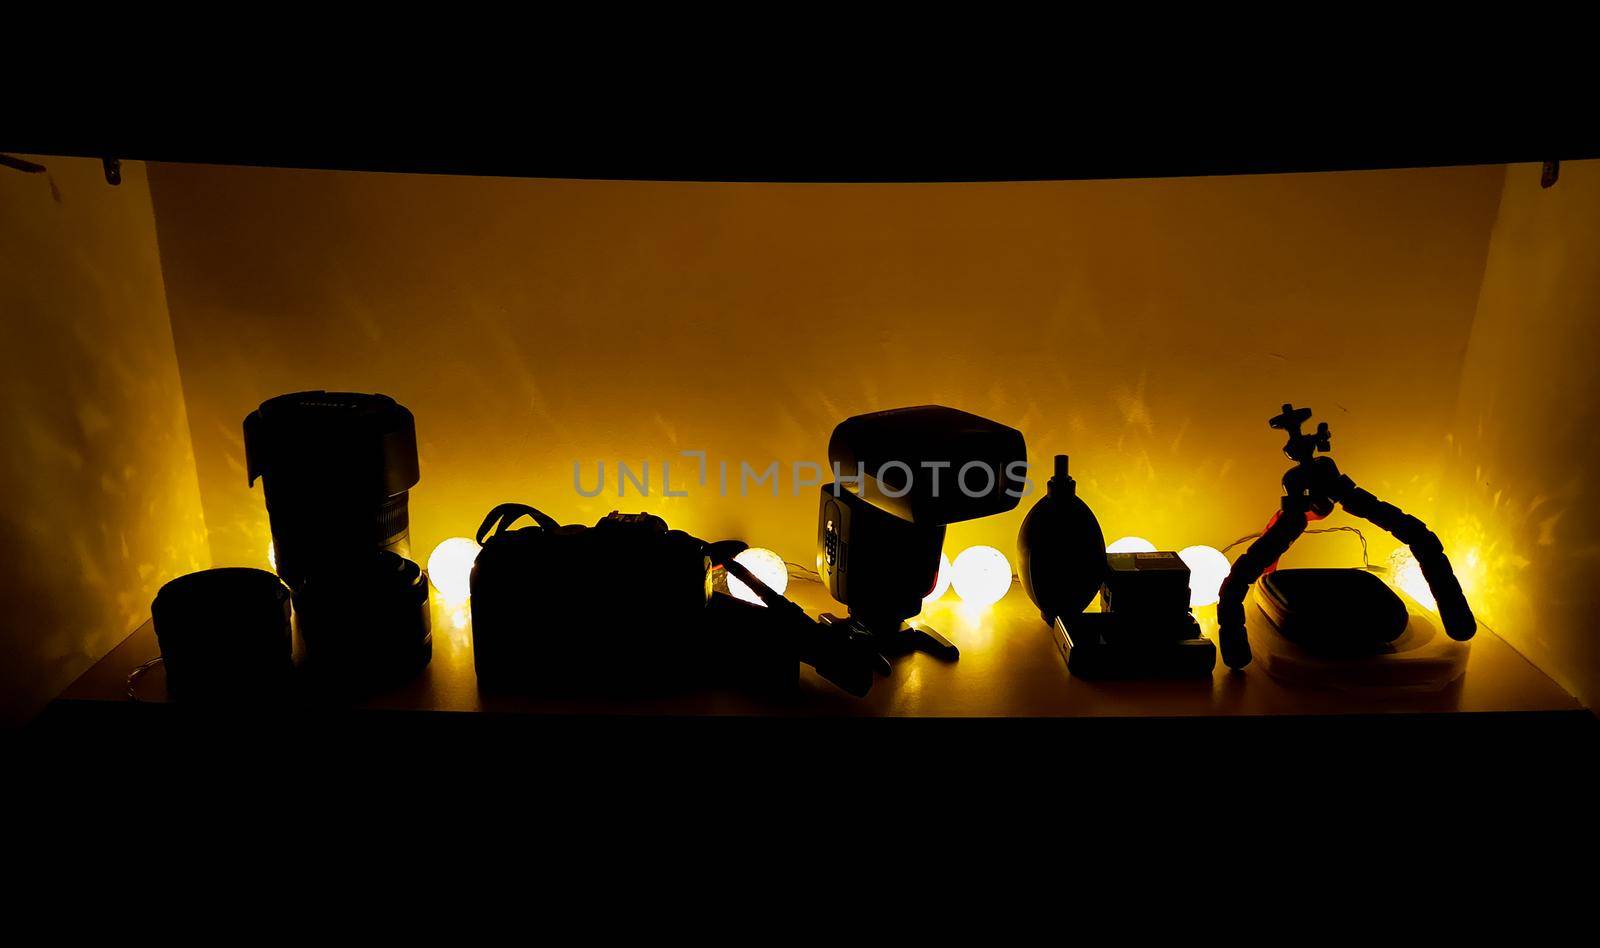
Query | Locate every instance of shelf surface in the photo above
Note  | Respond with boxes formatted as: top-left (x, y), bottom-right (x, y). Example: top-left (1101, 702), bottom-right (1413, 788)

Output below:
top-left (52, 579), bottom-right (1583, 720)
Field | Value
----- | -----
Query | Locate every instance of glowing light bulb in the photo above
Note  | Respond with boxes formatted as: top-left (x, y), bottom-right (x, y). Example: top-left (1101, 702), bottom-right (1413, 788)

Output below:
top-left (951, 545), bottom-right (1012, 607)
top-left (1178, 545), bottom-right (1231, 608)
top-left (1107, 536), bottom-right (1157, 554)
top-left (728, 547), bottom-right (788, 605)
top-left (923, 553), bottom-right (953, 603)
top-left (427, 536), bottom-right (481, 605)
top-left (267, 540), bottom-right (277, 573)
top-left (1387, 547), bottom-right (1436, 611)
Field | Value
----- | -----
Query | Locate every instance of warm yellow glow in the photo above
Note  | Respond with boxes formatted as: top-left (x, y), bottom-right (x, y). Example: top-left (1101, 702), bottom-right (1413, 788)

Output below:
top-left (151, 166), bottom-right (1509, 616)
top-left (728, 547), bottom-right (788, 605)
top-left (924, 552), bottom-right (953, 603)
top-left (1107, 536), bottom-right (1157, 554)
top-left (1178, 544), bottom-right (1231, 608)
top-left (427, 536), bottom-right (482, 605)
top-left (951, 545), bottom-right (1012, 607)
top-left (267, 540), bottom-right (276, 573)
top-left (1387, 546), bottom-right (1437, 611)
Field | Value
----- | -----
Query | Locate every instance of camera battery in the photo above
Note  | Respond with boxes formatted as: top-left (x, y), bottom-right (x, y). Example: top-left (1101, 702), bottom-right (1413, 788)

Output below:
top-left (1053, 613), bottom-right (1216, 679)
top-left (1101, 551), bottom-right (1192, 616)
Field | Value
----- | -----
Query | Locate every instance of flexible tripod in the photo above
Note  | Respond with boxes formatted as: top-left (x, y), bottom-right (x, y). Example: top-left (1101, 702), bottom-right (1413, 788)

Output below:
top-left (1216, 404), bottom-right (1476, 670)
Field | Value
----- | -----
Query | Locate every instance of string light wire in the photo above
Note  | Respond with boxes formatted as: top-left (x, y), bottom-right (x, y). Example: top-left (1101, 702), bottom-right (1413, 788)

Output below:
top-left (1219, 525), bottom-right (1374, 570)
top-left (126, 657), bottom-right (163, 701)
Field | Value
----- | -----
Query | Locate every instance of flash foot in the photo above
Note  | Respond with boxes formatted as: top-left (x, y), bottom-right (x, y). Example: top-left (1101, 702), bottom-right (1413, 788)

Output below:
top-left (820, 614), bottom-right (959, 670)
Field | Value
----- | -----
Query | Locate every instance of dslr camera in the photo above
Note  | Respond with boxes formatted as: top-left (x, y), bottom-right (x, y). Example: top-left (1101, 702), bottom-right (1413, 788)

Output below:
top-left (470, 505), bottom-right (711, 688)
top-left (469, 504), bottom-right (877, 695)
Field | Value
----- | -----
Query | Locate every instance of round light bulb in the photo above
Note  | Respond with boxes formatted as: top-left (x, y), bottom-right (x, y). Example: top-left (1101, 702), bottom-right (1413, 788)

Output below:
top-left (923, 553), bottom-right (953, 603)
top-left (1387, 546), bottom-right (1436, 611)
top-left (951, 545), bottom-right (1012, 607)
top-left (728, 547), bottom-right (788, 605)
top-left (427, 536), bottom-right (481, 605)
top-left (1178, 544), bottom-right (1231, 608)
top-left (1107, 536), bottom-right (1157, 554)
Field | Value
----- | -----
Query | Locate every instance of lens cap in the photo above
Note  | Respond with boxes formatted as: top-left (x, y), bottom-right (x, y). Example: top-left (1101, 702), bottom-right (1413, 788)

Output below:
top-left (151, 568), bottom-right (292, 701)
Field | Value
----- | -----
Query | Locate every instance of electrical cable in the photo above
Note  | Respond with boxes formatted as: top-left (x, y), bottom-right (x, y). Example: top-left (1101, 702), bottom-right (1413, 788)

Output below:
top-left (126, 657), bottom-right (163, 701)
top-left (785, 561), bottom-right (821, 583)
top-left (1220, 525), bottom-right (1373, 570)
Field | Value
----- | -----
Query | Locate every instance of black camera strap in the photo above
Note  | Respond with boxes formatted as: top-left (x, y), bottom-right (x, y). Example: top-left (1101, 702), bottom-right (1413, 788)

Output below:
top-left (475, 503), bottom-right (561, 543)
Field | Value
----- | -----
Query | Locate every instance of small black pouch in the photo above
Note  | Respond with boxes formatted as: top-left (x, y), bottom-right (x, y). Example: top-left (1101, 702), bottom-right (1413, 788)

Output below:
top-left (1256, 568), bottom-right (1409, 656)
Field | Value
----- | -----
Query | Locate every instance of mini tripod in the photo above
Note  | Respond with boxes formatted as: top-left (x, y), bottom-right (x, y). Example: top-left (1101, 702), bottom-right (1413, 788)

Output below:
top-left (1215, 404), bottom-right (1476, 670)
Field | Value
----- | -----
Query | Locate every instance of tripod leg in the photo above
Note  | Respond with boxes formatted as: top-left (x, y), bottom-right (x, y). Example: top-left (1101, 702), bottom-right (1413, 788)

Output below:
top-left (1216, 500), bottom-right (1308, 669)
top-left (1339, 486), bottom-right (1477, 641)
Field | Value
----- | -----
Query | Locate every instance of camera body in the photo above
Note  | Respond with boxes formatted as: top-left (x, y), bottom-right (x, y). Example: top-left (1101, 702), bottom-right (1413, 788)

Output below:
top-left (470, 509), bottom-right (712, 689)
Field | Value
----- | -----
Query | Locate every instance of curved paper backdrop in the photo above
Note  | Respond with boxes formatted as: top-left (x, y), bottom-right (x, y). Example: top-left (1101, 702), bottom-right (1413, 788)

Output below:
top-left (148, 166), bottom-right (1499, 576)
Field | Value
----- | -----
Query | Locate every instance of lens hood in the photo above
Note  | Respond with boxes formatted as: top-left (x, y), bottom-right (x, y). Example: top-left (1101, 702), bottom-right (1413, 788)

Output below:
top-left (244, 390), bottom-right (419, 498)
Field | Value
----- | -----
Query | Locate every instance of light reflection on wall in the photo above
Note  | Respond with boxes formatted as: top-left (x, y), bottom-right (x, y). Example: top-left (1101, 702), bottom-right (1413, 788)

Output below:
top-left (1, 158), bottom-right (211, 725)
top-left (147, 162), bottom-right (1506, 650)
top-left (1436, 160), bottom-right (1600, 708)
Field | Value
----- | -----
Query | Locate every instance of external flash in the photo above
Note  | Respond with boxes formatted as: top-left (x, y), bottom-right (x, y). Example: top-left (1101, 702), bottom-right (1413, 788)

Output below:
top-left (815, 405), bottom-right (1027, 663)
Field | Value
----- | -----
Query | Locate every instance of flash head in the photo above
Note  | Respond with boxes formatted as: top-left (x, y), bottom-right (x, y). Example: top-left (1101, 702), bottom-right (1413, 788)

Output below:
top-left (827, 405), bottom-right (1027, 525)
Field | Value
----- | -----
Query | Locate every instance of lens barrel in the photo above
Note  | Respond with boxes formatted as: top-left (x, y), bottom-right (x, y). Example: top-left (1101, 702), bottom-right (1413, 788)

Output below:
top-left (244, 391), bottom-right (420, 589)
top-left (295, 551), bottom-right (432, 691)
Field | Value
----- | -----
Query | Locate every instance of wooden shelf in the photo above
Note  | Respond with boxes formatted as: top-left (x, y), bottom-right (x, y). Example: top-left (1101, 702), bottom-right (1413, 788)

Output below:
top-left (51, 579), bottom-right (1582, 721)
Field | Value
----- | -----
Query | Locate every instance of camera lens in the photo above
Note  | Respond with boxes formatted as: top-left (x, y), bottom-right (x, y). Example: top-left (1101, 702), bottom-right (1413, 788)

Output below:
top-left (295, 551), bottom-right (432, 691)
top-left (244, 391), bottom-right (420, 589)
